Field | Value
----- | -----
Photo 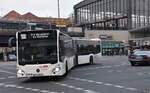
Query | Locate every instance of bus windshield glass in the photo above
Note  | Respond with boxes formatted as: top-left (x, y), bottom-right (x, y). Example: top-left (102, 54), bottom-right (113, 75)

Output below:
top-left (18, 31), bottom-right (57, 65)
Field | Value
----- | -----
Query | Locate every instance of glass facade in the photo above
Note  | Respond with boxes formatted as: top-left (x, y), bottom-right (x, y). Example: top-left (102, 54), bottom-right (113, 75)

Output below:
top-left (74, 0), bottom-right (150, 30)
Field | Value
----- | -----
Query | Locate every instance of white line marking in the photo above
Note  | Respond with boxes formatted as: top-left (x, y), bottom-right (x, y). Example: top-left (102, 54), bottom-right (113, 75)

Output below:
top-left (0, 82), bottom-right (62, 93)
top-left (0, 78), bottom-right (5, 79)
top-left (69, 77), bottom-right (138, 92)
top-left (114, 85), bottom-right (124, 88)
top-left (31, 88), bottom-right (40, 91)
top-left (95, 82), bottom-right (103, 85)
top-left (4, 84), bottom-right (16, 88)
top-left (75, 87), bottom-right (84, 91)
top-left (67, 85), bottom-right (75, 88)
top-left (40, 90), bottom-right (50, 93)
top-left (0, 83), bottom-right (5, 86)
top-left (8, 76), bottom-right (16, 79)
top-left (103, 83), bottom-right (113, 86)
top-left (84, 90), bottom-right (100, 93)
top-left (126, 88), bottom-right (137, 91)
top-left (16, 86), bottom-right (24, 89)
top-left (25, 88), bottom-right (32, 90)
top-left (54, 82), bottom-right (100, 93)
top-left (87, 80), bottom-right (95, 83)
top-left (0, 69), bottom-right (15, 75)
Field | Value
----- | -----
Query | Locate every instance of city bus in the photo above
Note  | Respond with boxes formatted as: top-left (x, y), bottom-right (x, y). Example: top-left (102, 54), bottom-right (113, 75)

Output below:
top-left (16, 30), bottom-right (75, 78)
top-left (74, 38), bottom-right (101, 65)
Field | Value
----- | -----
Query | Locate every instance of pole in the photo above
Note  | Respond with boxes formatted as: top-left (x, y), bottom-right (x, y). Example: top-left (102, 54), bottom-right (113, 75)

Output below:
top-left (58, 0), bottom-right (60, 18)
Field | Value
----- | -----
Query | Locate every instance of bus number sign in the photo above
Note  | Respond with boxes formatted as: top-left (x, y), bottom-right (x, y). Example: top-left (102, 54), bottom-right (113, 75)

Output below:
top-left (30, 33), bottom-right (50, 39)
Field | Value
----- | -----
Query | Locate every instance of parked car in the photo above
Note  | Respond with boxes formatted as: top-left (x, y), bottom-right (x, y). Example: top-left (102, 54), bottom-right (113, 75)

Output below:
top-left (8, 54), bottom-right (17, 61)
top-left (128, 50), bottom-right (150, 66)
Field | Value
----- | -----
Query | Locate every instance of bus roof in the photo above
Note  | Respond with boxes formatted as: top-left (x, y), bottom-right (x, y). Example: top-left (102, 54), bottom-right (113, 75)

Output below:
top-left (17, 29), bottom-right (58, 33)
top-left (73, 38), bottom-right (101, 41)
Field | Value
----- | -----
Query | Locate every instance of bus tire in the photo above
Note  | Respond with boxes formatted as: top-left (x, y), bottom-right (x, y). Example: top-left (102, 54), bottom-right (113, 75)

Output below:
top-left (64, 62), bottom-right (68, 76)
top-left (89, 56), bottom-right (94, 65)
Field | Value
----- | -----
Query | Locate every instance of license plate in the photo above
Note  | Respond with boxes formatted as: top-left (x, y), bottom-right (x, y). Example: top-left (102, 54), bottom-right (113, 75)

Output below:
top-left (136, 56), bottom-right (142, 60)
top-left (26, 73), bottom-right (43, 77)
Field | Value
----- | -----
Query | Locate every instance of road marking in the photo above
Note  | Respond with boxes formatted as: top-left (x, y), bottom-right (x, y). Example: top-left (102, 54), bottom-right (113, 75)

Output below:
top-left (0, 69), bottom-right (16, 75)
top-left (85, 73), bottom-right (97, 76)
top-left (39, 90), bottom-right (50, 93)
top-left (126, 88), bottom-right (137, 91)
top-left (8, 76), bottom-right (16, 79)
top-left (16, 86), bottom-right (24, 89)
top-left (25, 88), bottom-right (33, 90)
top-left (0, 83), bottom-right (5, 86)
top-left (0, 76), bottom-right (16, 80)
top-left (0, 78), bottom-right (5, 79)
top-left (69, 77), bottom-right (138, 92)
top-left (31, 88), bottom-right (41, 92)
top-left (103, 83), bottom-right (113, 86)
top-left (74, 64), bottom-right (127, 71)
top-left (0, 82), bottom-right (63, 93)
top-left (54, 82), bottom-right (100, 93)
top-left (95, 82), bottom-right (103, 85)
top-left (114, 85), bottom-right (125, 88)
top-left (5, 84), bottom-right (17, 88)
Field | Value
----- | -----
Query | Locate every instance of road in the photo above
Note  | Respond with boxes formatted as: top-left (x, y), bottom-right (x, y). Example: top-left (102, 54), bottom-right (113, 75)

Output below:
top-left (0, 56), bottom-right (150, 93)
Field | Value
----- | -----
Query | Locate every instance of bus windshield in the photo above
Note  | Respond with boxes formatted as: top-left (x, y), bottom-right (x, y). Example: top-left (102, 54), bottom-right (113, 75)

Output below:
top-left (18, 39), bottom-right (57, 65)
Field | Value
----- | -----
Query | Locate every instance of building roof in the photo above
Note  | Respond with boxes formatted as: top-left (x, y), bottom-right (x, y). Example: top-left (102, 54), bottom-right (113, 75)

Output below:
top-left (20, 12), bottom-right (40, 22)
top-left (3, 10), bottom-right (73, 24)
top-left (74, 0), bottom-right (97, 9)
top-left (3, 10), bottom-right (21, 20)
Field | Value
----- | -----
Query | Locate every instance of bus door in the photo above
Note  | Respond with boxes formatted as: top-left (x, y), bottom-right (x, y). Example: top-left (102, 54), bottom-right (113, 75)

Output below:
top-left (77, 44), bottom-right (90, 65)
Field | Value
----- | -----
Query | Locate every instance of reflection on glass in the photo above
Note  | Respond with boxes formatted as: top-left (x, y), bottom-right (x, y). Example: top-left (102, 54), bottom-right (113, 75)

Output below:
top-left (18, 39), bottom-right (57, 65)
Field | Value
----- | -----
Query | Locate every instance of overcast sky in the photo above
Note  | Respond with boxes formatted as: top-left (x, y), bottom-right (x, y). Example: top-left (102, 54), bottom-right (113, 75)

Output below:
top-left (0, 0), bottom-right (83, 18)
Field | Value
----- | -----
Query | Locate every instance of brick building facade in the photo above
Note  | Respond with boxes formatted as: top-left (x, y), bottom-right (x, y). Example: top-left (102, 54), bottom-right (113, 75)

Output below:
top-left (3, 10), bottom-right (72, 24)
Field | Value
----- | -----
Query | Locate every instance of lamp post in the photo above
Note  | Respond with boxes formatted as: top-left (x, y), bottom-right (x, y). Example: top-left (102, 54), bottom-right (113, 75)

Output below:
top-left (57, 0), bottom-right (60, 18)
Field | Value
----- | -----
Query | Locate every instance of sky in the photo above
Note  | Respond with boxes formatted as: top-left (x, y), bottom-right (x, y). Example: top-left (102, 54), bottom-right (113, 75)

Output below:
top-left (0, 0), bottom-right (83, 18)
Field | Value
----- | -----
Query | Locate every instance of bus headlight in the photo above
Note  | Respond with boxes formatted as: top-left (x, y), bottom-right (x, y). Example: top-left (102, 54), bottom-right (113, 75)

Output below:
top-left (55, 67), bottom-right (60, 72)
top-left (52, 67), bottom-right (61, 74)
top-left (17, 70), bottom-right (25, 75)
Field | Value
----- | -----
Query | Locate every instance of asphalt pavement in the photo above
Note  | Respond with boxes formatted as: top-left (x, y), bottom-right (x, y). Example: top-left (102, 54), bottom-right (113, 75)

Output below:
top-left (0, 56), bottom-right (150, 93)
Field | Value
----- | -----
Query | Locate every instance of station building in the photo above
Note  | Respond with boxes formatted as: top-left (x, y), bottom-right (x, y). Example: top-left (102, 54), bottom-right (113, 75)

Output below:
top-left (74, 0), bottom-right (150, 47)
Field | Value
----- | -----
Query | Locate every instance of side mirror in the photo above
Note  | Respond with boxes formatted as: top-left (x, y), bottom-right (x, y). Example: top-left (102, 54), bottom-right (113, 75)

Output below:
top-left (8, 37), bottom-right (16, 47)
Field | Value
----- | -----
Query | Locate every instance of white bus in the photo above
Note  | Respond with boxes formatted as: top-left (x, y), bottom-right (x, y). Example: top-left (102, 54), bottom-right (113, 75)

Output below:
top-left (74, 38), bottom-right (101, 65)
top-left (16, 30), bottom-right (75, 78)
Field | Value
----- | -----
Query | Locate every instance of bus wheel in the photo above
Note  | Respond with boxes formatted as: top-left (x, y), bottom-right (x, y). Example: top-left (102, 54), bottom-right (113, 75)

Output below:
top-left (64, 62), bottom-right (68, 76)
top-left (74, 57), bottom-right (77, 67)
top-left (90, 56), bottom-right (94, 65)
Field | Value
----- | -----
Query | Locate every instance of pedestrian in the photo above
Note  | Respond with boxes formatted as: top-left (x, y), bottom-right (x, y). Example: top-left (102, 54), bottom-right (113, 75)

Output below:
top-left (128, 49), bottom-right (130, 56)
top-left (119, 48), bottom-right (122, 56)
top-left (110, 49), bottom-right (113, 56)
